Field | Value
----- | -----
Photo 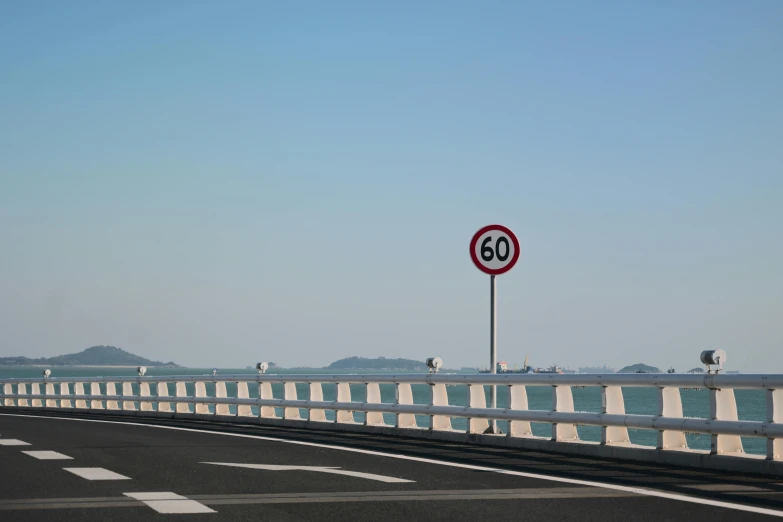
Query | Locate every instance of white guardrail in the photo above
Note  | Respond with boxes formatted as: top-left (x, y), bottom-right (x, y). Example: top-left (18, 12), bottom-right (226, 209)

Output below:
top-left (2, 372), bottom-right (783, 470)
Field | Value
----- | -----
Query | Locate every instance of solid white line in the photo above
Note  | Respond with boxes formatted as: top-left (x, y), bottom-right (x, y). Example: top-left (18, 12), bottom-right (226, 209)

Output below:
top-left (0, 439), bottom-right (31, 446)
top-left (315, 468), bottom-right (414, 483)
top-left (64, 467), bottom-right (131, 481)
top-left (124, 492), bottom-right (215, 514)
top-left (22, 451), bottom-right (73, 460)
top-left (3, 413), bottom-right (782, 518)
top-left (202, 462), bottom-right (414, 483)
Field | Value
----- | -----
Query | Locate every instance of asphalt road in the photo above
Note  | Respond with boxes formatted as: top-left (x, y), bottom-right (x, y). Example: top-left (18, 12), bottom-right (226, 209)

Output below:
top-left (1, 411), bottom-right (783, 521)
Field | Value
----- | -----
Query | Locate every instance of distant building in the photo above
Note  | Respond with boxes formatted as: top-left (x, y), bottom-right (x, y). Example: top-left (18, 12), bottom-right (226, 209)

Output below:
top-left (497, 361), bottom-right (509, 372)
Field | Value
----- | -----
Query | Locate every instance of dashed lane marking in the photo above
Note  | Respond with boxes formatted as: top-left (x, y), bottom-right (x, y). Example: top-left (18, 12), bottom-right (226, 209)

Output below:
top-left (63, 467), bottom-right (131, 481)
top-left (0, 439), bottom-right (31, 446)
top-left (0, 488), bottom-right (636, 511)
top-left (124, 492), bottom-right (216, 514)
top-left (22, 451), bottom-right (73, 460)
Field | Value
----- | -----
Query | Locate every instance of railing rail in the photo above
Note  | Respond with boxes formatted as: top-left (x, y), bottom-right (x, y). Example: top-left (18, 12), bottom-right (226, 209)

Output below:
top-left (2, 372), bottom-right (782, 467)
top-left (1, 393), bottom-right (780, 439)
top-left (2, 373), bottom-right (782, 388)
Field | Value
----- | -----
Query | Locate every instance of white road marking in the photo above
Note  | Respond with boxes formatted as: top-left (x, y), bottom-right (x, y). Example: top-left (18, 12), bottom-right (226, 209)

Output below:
top-left (0, 439), bottom-right (31, 446)
top-left (202, 462), bottom-right (414, 483)
top-left (3, 413), bottom-right (783, 518)
top-left (22, 451), bottom-right (72, 460)
top-left (124, 492), bottom-right (215, 514)
top-left (64, 467), bottom-right (131, 481)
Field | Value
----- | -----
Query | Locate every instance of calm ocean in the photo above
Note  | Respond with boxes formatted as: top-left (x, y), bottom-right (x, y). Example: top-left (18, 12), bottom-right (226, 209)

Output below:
top-left (0, 366), bottom-right (768, 456)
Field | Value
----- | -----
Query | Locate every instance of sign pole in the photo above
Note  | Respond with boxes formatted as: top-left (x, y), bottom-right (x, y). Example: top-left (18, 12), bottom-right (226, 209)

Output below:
top-left (490, 274), bottom-right (497, 434)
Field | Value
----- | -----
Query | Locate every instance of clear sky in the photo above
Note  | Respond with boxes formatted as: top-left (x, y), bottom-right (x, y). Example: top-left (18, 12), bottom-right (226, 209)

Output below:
top-left (1, 1), bottom-right (781, 371)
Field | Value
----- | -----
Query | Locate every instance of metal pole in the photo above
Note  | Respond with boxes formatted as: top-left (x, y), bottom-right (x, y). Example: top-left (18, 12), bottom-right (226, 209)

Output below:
top-left (490, 274), bottom-right (498, 433)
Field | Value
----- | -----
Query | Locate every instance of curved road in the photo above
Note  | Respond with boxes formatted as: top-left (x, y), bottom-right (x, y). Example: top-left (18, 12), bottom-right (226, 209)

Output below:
top-left (1, 411), bottom-right (782, 520)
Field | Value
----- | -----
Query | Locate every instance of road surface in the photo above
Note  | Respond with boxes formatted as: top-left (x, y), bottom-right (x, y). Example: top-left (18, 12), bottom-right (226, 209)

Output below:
top-left (1, 411), bottom-right (782, 520)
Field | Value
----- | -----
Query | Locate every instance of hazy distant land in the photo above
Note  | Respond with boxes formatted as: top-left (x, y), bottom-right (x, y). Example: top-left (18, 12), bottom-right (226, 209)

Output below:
top-left (0, 346), bottom-right (180, 368)
top-left (326, 356), bottom-right (428, 371)
top-left (0, 347), bottom-right (694, 375)
top-left (617, 363), bottom-right (662, 373)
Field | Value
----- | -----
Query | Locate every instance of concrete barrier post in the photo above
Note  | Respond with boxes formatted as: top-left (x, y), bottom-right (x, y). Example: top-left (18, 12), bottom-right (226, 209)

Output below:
top-left (308, 383), bottom-right (326, 421)
top-left (365, 383), bottom-right (386, 426)
top-left (17, 383), bottom-right (29, 407)
top-left (395, 383), bottom-right (417, 428)
top-left (258, 382), bottom-right (277, 418)
top-left (552, 385), bottom-right (579, 441)
top-left (90, 383), bottom-right (104, 410)
top-left (122, 382), bottom-right (137, 411)
top-left (507, 384), bottom-right (531, 437)
top-left (466, 384), bottom-right (490, 434)
top-left (601, 386), bottom-right (630, 445)
top-left (45, 383), bottom-right (57, 408)
top-left (139, 382), bottom-right (153, 412)
top-left (194, 382), bottom-right (210, 414)
top-left (430, 383), bottom-right (452, 431)
top-left (30, 383), bottom-right (42, 407)
top-left (74, 383), bottom-right (86, 409)
top-left (284, 382), bottom-right (301, 420)
top-left (105, 382), bottom-right (119, 410)
top-left (336, 383), bottom-right (355, 424)
top-left (59, 383), bottom-right (71, 408)
top-left (657, 387), bottom-right (687, 450)
top-left (156, 382), bottom-right (171, 412)
top-left (235, 382), bottom-right (252, 417)
top-left (710, 388), bottom-right (744, 455)
top-left (30, 382), bottom-right (43, 408)
top-left (175, 382), bottom-right (190, 413)
top-left (215, 382), bottom-right (231, 416)
top-left (767, 389), bottom-right (783, 461)
top-left (3, 383), bottom-right (15, 407)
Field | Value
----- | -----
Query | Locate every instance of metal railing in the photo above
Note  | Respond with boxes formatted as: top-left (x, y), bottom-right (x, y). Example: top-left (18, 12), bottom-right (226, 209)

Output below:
top-left (2, 372), bottom-right (782, 462)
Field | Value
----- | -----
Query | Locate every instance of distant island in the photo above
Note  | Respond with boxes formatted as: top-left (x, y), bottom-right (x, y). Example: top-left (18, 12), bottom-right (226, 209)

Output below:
top-left (327, 356), bottom-right (428, 371)
top-left (0, 345), bottom-right (180, 368)
top-left (617, 363), bottom-right (661, 373)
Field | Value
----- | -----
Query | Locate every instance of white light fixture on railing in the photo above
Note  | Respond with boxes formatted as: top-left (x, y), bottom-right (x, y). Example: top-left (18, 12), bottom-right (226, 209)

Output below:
top-left (43, 369), bottom-right (51, 379)
top-left (256, 362), bottom-right (269, 375)
top-left (137, 366), bottom-right (147, 376)
top-left (212, 368), bottom-right (218, 377)
top-left (426, 357), bottom-right (443, 374)
top-left (700, 350), bottom-right (727, 374)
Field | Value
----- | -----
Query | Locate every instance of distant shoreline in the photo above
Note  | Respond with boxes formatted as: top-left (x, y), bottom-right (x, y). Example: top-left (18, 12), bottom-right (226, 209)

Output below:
top-left (0, 365), bottom-right (179, 369)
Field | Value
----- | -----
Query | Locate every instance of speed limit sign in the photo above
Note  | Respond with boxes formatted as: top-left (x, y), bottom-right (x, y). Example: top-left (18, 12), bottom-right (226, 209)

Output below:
top-left (470, 224), bottom-right (519, 434)
top-left (469, 224), bottom-right (520, 275)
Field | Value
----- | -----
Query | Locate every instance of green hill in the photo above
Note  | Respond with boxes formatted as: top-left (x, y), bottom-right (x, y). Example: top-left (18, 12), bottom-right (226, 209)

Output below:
top-left (617, 363), bottom-right (661, 373)
top-left (0, 346), bottom-right (179, 367)
top-left (327, 356), bottom-right (427, 371)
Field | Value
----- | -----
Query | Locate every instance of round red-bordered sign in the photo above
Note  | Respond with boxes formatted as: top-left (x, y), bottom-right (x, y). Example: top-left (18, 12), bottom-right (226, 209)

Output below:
top-left (470, 225), bottom-right (520, 275)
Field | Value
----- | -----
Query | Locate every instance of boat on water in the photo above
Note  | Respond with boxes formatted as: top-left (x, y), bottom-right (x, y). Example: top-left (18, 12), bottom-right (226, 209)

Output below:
top-left (479, 355), bottom-right (533, 374)
top-left (534, 365), bottom-right (564, 374)
top-left (478, 357), bottom-right (565, 375)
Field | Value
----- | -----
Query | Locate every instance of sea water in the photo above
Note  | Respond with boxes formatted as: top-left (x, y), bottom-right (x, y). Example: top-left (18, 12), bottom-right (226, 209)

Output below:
top-left (0, 367), bottom-right (768, 456)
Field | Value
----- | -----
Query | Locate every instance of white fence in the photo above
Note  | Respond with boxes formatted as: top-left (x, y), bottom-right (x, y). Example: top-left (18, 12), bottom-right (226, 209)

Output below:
top-left (2, 372), bottom-right (782, 473)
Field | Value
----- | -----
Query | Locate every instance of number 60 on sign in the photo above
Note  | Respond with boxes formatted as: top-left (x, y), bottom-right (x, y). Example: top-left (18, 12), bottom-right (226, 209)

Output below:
top-left (469, 224), bottom-right (520, 275)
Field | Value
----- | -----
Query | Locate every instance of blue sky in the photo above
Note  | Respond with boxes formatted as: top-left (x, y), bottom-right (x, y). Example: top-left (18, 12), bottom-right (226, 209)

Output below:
top-left (1, 1), bottom-right (781, 371)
